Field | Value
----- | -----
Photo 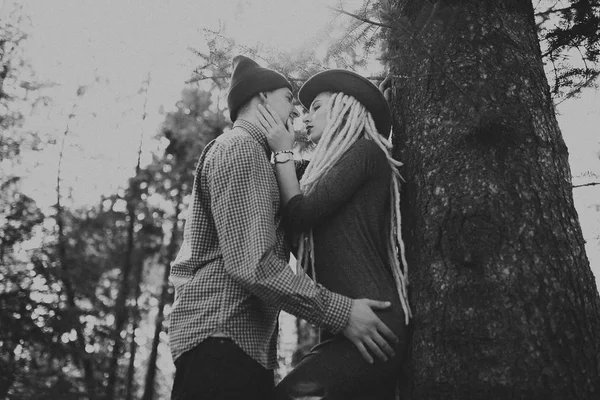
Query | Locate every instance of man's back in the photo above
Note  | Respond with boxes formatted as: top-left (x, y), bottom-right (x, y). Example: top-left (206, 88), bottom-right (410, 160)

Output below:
top-left (169, 121), bottom-right (286, 368)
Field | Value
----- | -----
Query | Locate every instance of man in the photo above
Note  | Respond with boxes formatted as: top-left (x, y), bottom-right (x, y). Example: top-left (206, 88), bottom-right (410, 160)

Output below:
top-left (169, 55), bottom-right (398, 400)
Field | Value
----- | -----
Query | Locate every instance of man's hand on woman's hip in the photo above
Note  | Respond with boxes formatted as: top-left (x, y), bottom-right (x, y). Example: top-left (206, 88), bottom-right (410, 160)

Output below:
top-left (342, 299), bottom-right (398, 364)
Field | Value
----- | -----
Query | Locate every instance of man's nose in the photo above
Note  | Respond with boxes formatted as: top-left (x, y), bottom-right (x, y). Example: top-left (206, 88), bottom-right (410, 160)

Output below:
top-left (290, 107), bottom-right (300, 119)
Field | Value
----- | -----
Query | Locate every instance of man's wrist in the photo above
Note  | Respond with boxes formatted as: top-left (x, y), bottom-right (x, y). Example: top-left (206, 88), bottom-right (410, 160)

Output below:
top-left (322, 292), bottom-right (353, 334)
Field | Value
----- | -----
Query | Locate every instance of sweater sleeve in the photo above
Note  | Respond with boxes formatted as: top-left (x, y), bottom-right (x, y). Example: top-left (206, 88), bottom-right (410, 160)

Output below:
top-left (282, 139), bottom-right (389, 233)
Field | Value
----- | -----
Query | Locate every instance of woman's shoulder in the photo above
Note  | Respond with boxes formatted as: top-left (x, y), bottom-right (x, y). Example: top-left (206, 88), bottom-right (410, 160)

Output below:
top-left (345, 138), bottom-right (388, 167)
top-left (329, 138), bottom-right (390, 179)
top-left (349, 138), bottom-right (384, 155)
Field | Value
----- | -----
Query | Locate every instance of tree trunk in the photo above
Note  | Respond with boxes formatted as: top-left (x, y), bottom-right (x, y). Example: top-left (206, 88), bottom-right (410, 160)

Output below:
top-left (125, 258), bottom-right (144, 400)
top-left (56, 118), bottom-right (97, 400)
top-left (0, 348), bottom-right (16, 399)
top-left (106, 76), bottom-right (149, 400)
top-left (386, 0), bottom-right (600, 398)
top-left (125, 320), bottom-right (137, 400)
top-left (0, 40), bottom-right (7, 101)
top-left (142, 195), bottom-right (182, 400)
top-left (106, 173), bottom-right (140, 400)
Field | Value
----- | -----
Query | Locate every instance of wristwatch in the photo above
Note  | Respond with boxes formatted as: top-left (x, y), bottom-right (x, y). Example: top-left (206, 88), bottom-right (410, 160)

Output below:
top-left (272, 150), bottom-right (294, 164)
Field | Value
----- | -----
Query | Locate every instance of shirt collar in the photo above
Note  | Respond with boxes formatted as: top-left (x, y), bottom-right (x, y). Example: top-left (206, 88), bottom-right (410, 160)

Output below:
top-left (233, 119), bottom-right (270, 156)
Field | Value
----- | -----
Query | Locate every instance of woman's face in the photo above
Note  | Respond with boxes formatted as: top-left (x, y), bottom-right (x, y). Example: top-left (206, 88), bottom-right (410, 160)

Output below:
top-left (302, 92), bottom-right (332, 143)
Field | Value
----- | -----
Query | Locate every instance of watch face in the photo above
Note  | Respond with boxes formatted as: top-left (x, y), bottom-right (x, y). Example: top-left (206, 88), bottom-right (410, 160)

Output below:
top-left (275, 153), bottom-right (293, 163)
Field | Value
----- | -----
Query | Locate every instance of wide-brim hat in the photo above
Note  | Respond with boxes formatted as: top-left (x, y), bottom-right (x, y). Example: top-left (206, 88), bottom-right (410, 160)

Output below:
top-left (227, 55), bottom-right (293, 122)
top-left (298, 69), bottom-right (391, 136)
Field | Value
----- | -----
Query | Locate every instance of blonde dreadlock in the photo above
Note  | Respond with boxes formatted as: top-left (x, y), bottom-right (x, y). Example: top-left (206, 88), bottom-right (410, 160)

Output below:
top-left (296, 92), bottom-right (412, 324)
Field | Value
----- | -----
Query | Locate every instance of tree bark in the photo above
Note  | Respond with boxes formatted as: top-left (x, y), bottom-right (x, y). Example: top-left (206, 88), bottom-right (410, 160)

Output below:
top-left (142, 194), bottom-right (182, 400)
top-left (385, 0), bottom-right (600, 398)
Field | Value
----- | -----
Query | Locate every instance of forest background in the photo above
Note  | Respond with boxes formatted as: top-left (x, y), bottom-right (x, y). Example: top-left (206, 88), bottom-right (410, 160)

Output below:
top-left (1, 0), bottom-right (599, 399)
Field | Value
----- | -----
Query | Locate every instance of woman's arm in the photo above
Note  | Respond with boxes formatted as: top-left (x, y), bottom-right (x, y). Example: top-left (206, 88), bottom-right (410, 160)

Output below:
top-left (273, 157), bottom-right (301, 205)
top-left (256, 104), bottom-right (388, 231)
top-left (282, 140), bottom-right (387, 232)
top-left (256, 104), bottom-right (302, 205)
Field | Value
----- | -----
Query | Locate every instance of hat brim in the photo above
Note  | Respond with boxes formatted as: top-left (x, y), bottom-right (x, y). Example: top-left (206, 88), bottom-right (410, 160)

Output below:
top-left (298, 70), bottom-right (391, 135)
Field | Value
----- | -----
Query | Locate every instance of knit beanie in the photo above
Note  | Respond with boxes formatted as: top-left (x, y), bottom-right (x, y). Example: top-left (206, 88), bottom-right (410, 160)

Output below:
top-left (227, 55), bottom-right (293, 122)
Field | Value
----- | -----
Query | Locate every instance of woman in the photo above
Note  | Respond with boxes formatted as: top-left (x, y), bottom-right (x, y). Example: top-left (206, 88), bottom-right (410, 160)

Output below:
top-left (256, 69), bottom-right (410, 400)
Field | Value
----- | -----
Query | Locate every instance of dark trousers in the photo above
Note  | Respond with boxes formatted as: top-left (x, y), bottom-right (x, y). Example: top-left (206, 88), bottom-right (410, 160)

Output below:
top-left (171, 337), bottom-right (274, 400)
top-left (274, 335), bottom-right (406, 400)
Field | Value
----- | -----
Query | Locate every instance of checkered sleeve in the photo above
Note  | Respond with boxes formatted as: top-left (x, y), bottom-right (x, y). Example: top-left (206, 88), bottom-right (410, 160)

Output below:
top-left (206, 138), bottom-right (352, 334)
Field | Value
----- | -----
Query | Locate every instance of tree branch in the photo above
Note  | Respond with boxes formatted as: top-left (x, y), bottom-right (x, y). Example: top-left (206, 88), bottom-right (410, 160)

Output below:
top-left (573, 182), bottom-right (600, 188)
top-left (187, 73), bottom-right (388, 85)
top-left (535, 5), bottom-right (573, 19)
top-left (554, 71), bottom-right (600, 106)
top-left (331, 5), bottom-right (480, 108)
top-left (327, 6), bottom-right (393, 29)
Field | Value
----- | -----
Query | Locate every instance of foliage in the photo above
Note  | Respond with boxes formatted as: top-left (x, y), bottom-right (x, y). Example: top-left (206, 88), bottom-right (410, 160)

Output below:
top-left (537, 0), bottom-right (600, 99)
top-left (0, 72), bottom-right (228, 398)
top-left (321, 0), bottom-right (600, 100)
top-left (1, 2), bottom-right (52, 163)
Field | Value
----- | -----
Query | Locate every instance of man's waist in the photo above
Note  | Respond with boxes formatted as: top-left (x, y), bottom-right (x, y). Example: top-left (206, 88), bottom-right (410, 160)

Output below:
top-left (170, 254), bottom-right (223, 286)
top-left (169, 307), bottom-right (281, 368)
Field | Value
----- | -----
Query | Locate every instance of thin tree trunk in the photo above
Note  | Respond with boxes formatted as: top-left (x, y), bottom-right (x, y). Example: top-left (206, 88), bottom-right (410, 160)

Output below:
top-left (106, 74), bottom-right (150, 400)
top-left (0, 40), bottom-right (7, 103)
top-left (0, 346), bottom-right (16, 399)
top-left (385, 0), bottom-right (600, 398)
top-left (125, 258), bottom-right (144, 400)
top-left (55, 110), bottom-right (97, 400)
top-left (142, 194), bottom-right (182, 400)
top-left (105, 159), bottom-right (139, 400)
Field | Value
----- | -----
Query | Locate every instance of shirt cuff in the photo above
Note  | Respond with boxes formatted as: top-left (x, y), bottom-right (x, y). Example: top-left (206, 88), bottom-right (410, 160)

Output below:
top-left (320, 290), bottom-right (353, 334)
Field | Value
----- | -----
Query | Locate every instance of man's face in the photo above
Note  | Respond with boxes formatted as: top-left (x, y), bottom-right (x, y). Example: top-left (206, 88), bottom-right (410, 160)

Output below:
top-left (263, 87), bottom-right (300, 126)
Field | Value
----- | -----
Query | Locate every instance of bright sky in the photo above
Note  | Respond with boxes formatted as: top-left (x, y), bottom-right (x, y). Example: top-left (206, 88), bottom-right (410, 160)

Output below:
top-left (10, 0), bottom-right (600, 284)
top-left (16, 0), bottom-right (341, 206)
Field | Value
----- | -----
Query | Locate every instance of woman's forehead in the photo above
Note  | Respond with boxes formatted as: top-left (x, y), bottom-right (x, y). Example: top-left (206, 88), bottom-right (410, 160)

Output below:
top-left (310, 92), bottom-right (333, 108)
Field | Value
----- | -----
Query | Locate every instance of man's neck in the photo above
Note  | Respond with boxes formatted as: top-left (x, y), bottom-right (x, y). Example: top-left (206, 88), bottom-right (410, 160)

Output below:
top-left (236, 110), bottom-right (260, 127)
top-left (234, 113), bottom-right (270, 153)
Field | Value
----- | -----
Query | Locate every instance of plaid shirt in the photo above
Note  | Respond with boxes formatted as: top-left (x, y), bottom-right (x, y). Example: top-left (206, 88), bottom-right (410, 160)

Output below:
top-left (168, 119), bottom-right (353, 369)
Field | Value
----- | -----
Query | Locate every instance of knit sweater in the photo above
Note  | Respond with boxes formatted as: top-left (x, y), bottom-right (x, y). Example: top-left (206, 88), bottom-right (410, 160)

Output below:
top-left (283, 138), bottom-right (406, 338)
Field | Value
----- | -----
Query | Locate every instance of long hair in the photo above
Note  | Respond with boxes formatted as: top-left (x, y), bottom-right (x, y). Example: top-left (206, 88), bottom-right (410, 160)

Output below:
top-left (296, 92), bottom-right (411, 324)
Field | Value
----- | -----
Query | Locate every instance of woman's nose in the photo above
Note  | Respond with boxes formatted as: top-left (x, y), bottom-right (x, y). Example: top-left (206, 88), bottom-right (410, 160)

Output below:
top-left (302, 113), bottom-right (310, 125)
